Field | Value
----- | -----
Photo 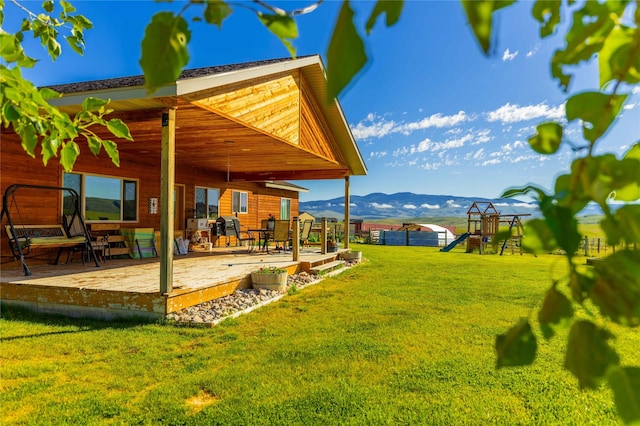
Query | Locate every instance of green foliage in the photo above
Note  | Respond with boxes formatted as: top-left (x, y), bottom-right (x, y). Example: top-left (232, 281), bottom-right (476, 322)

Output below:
top-left (1, 0), bottom-right (130, 170)
top-left (495, 318), bottom-right (537, 367)
top-left (461, 0), bottom-right (516, 54)
top-left (464, 1), bottom-right (640, 422)
top-left (140, 11), bottom-right (191, 93)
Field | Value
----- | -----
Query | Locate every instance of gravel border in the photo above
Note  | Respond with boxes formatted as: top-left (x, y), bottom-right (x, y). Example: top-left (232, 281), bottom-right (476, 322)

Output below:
top-left (165, 259), bottom-right (361, 326)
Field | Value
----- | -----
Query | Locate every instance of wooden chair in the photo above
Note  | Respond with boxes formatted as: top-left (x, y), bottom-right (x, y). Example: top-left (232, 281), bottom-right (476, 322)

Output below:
top-left (300, 219), bottom-right (313, 248)
top-left (272, 220), bottom-right (291, 252)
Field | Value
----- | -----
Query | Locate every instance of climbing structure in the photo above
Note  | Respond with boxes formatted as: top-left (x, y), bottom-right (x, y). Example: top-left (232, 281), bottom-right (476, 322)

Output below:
top-left (465, 201), bottom-right (531, 254)
top-left (466, 201), bottom-right (500, 254)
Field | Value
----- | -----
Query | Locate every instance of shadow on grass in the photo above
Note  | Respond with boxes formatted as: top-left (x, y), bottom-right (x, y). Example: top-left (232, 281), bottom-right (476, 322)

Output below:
top-left (0, 302), bottom-right (158, 342)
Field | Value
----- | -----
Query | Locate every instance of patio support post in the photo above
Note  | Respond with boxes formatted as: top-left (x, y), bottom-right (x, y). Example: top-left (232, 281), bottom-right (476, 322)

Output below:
top-left (321, 217), bottom-right (327, 254)
top-left (292, 216), bottom-right (300, 261)
top-left (160, 108), bottom-right (176, 294)
top-left (344, 176), bottom-right (350, 250)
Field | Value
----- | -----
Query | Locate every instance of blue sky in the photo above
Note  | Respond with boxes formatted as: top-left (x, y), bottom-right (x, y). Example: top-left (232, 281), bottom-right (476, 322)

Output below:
top-left (5, 0), bottom-right (639, 202)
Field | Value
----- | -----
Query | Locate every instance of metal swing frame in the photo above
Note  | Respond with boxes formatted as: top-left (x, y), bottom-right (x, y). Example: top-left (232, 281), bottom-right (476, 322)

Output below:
top-left (1, 184), bottom-right (100, 276)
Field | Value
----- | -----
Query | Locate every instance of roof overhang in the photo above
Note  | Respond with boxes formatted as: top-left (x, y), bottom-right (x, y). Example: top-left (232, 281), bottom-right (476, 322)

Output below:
top-left (47, 56), bottom-right (367, 181)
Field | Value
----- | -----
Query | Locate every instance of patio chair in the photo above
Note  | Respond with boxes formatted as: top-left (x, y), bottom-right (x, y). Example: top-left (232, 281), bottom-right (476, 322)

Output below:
top-left (62, 214), bottom-right (107, 263)
top-left (300, 219), bottom-right (313, 248)
top-left (231, 219), bottom-right (256, 252)
top-left (135, 230), bottom-right (158, 259)
top-left (272, 220), bottom-right (291, 252)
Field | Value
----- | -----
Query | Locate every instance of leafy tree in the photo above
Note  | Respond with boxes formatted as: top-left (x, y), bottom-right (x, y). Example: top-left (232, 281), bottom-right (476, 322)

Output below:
top-left (0, 0), bottom-right (132, 171)
top-left (1, 0), bottom-right (638, 422)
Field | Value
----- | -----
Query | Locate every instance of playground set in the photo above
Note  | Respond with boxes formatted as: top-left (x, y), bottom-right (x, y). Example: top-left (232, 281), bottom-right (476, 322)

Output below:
top-left (440, 201), bottom-right (530, 255)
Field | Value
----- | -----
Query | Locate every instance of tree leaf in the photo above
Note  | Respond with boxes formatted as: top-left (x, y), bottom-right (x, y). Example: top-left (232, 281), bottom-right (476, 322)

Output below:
top-left (600, 205), bottom-right (640, 246)
top-left (565, 91), bottom-right (627, 143)
top-left (365, 0), bottom-right (404, 35)
top-left (101, 139), bottom-right (120, 167)
top-left (538, 285), bottom-right (574, 339)
top-left (532, 0), bottom-right (561, 38)
top-left (17, 123), bottom-right (38, 157)
top-left (611, 142), bottom-right (640, 201)
top-left (461, 0), bottom-right (515, 54)
top-left (140, 12), bottom-right (191, 94)
top-left (550, 1), bottom-right (622, 91)
top-left (608, 367), bottom-right (640, 425)
top-left (106, 118), bottom-right (133, 141)
top-left (495, 318), bottom-right (537, 368)
top-left (599, 25), bottom-right (639, 87)
top-left (258, 13), bottom-right (298, 57)
top-left (39, 87), bottom-right (61, 101)
top-left (591, 250), bottom-right (640, 326)
top-left (204, 0), bottom-right (232, 27)
top-left (565, 320), bottom-right (620, 389)
top-left (81, 96), bottom-right (108, 112)
top-left (501, 184), bottom-right (547, 200)
top-left (326, 0), bottom-right (367, 102)
top-left (522, 218), bottom-right (558, 254)
top-left (85, 135), bottom-right (102, 156)
top-left (59, 140), bottom-right (80, 172)
top-left (528, 121), bottom-right (563, 154)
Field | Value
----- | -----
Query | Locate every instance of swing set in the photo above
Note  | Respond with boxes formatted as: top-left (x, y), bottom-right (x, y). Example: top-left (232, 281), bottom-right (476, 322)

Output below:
top-left (1, 184), bottom-right (100, 276)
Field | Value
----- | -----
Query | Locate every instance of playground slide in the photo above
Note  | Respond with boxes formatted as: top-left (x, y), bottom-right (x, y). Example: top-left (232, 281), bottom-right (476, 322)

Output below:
top-left (440, 232), bottom-right (470, 252)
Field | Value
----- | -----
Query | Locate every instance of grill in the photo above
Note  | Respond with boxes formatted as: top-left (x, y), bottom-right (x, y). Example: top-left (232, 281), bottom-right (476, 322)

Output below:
top-left (215, 216), bottom-right (239, 237)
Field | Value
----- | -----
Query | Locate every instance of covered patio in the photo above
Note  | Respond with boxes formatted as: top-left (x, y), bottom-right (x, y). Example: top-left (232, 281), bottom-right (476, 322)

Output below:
top-left (0, 246), bottom-right (348, 319)
top-left (1, 55), bottom-right (366, 319)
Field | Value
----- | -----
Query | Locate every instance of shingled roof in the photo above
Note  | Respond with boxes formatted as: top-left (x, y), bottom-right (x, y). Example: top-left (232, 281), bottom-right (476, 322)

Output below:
top-left (47, 56), bottom-right (314, 94)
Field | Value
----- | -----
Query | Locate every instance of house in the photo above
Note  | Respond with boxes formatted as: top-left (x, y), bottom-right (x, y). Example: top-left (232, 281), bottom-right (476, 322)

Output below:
top-left (0, 55), bottom-right (367, 317)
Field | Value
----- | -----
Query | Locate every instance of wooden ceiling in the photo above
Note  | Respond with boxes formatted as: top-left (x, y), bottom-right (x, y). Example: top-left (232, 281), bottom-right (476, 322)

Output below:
top-left (101, 101), bottom-right (349, 182)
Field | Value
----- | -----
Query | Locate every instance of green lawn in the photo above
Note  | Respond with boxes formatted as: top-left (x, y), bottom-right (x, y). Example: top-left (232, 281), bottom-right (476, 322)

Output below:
top-left (1, 245), bottom-right (637, 425)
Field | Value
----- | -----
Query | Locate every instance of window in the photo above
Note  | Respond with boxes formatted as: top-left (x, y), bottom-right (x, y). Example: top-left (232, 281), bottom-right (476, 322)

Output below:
top-left (232, 191), bottom-right (248, 214)
top-left (195, 187), bottom-right (219, 219)
top-left (62, 173), bottom-right (82, 215)
top-left (62, 172), bottom-right (138, 222)
top-left (280, 198), bottom-right (291, 220)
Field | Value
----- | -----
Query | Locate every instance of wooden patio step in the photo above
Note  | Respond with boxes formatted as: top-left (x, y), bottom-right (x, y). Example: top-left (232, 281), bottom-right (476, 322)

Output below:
top-left (309, 260), bottom-right (344, 275)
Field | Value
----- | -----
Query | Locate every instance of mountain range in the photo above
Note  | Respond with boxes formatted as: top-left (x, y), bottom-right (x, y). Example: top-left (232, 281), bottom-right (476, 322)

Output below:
top-left (299, 192), bottom-right (604, 220)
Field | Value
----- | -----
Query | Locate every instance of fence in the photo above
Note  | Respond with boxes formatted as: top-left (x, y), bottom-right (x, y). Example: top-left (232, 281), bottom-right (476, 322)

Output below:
top-left (580, 236), bottom-right (637, 257)
top-left (380, 230), bottom-right (449, 247)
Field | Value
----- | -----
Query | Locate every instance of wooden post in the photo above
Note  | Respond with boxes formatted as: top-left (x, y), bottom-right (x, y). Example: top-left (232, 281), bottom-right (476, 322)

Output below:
top-left (584, 235), bottom-right (589, 257)
top-left (292, 216), bottom-right (300, 261)
top-left (321, 217), bottom-right (327, 254)
top-left (160, 109), bottom-right (176, 295)
top-left (344, 176), bottom-right (350, 250)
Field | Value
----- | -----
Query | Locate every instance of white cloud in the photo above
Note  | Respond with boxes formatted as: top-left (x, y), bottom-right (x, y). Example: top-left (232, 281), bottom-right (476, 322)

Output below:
top-left (502, 48), bottom-right (519, 61)
top-left (398, 129), bottom-right (492, 157)
top-left (403, 204), bottom-right (417, 209)
top-left (369, 151), bottom-right (388, 158)
top-left (633, 86), bottom-right (640, 95)
top-left (446, 199), bottom-right (461, 208)
top-left (482, 158), bottom-right (502, 166)
top-left (526, 43), bottom-right (541, 57)
top-left (421, 203), bottom-right (440, 209)
top-left (370, 202), bottom-right (393, 209)
top-left (486, 102), bottom-right (565, 123)
top-left (419, 162), bottom-right (441, 170)
top-left (623, 103), bottom-right (637, 110)
top-left (351, 111), bottom-right (472, 140)
top-left (397, 111), bottom-right (471, 134)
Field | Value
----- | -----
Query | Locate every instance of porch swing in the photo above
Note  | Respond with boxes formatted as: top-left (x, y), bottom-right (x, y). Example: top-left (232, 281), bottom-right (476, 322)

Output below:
top-left (1, 184), bottom-right (100, 276)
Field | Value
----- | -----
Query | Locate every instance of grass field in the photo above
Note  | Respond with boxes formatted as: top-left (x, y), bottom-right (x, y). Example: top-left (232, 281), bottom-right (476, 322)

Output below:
top-left (1, 245), bottom-right (637, 425)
